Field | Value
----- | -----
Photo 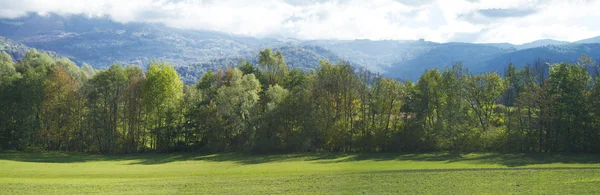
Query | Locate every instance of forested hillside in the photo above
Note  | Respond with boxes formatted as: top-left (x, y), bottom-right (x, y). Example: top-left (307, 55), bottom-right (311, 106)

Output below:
top-left (0, 13), bottom-right (276, 68)
top-left (3, 14), bottom-right (600, 83)
top-left (175, 45), bottom-right (347, 84)
top-left (0, 36), bottom-right (64, 61)
top-left (1, 49), bottom-right (600, 153)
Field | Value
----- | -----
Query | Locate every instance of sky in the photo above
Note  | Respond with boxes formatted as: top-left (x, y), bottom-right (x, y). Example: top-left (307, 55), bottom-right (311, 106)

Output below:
top-left (0, 0), bottom-right (599, 44)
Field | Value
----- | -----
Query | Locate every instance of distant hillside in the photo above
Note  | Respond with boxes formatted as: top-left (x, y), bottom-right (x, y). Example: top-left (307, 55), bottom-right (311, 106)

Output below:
top-left (484, 44), bottom-right (600, 72)
top-left (385, 43), bottom-right (509, 80)
top-left (2, 13), bottom-right (600, 83)
top-left (177, 45), bottom-right (346, 84)
top-left (302, 39), bottom-right (438, 73)
top-left (0, 36), bottom-right (31, 60)
top-left (576, 36), bottom-right (600, 44)
top-left (483, 39), bottom-right (569, 50)
top-left (516, 39), bottom-right (569, 50)
top-left (0, 36), bottom-right (65, 61)
top-left (0, 13), bottom-right (279, 68)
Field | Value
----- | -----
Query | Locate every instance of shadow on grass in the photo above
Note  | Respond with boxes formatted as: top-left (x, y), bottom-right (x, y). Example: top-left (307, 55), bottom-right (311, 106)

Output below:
top-left (1, 151), bottom-right (599, 167)
top-left (0, 151), bottom-right (313, 165)
top-left (312, 152), bottom-right (600, 167)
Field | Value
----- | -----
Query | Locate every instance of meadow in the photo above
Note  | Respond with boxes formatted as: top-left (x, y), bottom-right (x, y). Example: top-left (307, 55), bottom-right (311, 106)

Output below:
top-left (1, 152), bottom-right (600, 194)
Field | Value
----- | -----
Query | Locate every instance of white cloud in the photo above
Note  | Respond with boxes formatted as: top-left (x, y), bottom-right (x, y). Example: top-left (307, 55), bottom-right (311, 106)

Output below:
top-left (0, 0), bottom-right (599, 44)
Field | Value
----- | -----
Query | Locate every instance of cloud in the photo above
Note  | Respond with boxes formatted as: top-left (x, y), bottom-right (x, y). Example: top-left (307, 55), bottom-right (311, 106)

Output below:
top-left (392, 0), bottom-right (435, 6)
top-left (457, 8), bottom-right (537, 25)
top-left (0, 0), bottom-right (599, 44)
top-left (477, 8), bottom-right (537, 18)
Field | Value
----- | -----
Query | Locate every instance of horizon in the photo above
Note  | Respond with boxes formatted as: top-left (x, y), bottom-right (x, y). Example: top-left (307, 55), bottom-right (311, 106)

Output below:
top-left (2, 0), bottom-right (600, 45)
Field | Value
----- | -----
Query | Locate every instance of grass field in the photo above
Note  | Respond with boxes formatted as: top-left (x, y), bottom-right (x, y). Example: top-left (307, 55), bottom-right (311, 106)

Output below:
top-left (1, 152), bottom-right (600, 194)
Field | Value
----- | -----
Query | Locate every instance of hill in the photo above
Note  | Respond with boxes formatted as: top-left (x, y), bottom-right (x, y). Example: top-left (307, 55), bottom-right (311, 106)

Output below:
top-left (576, 36), bottom-right (600, 44)
top-left (385, 43), bottom-right (509, 80)
top-left (0, 13), bottom-right (277, 68)
top-left (2, 13), bottom-right (600, 82)
top-left (176, 45), bottom-right (346, 84)
top-left (516, 39), bottom-right (570, 50)
top-left (0, 36), bottom-right (31, 60)
top-left (0, 36), bottom-right (67, 61)
top-left (484, 44), bottom-right (600, 72)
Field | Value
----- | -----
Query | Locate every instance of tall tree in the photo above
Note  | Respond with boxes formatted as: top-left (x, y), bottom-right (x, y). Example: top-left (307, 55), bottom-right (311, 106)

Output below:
top-left (216, 68), bottom-right (261, 151)
top-left (258, 48), bottom-right (289, 86)
top-left (39, 66), bottom-right (81, 151)
top-left (464, 72), bottom-right (507, 131)
top-left (143, 62), bottom-right (184, 151)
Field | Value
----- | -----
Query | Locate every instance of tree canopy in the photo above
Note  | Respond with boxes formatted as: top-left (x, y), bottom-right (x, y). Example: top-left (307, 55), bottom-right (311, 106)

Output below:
top-left (1, 50), bottom-right (599, 153)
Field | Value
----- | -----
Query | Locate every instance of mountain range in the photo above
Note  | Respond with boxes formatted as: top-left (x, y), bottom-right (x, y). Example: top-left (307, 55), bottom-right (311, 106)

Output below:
top-left (2, 13), bottom-right (600, 83)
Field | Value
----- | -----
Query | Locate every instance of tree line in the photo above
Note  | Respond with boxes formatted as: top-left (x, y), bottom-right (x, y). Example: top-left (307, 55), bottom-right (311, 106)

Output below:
top-left (1, 49), bottom-right (599, 153)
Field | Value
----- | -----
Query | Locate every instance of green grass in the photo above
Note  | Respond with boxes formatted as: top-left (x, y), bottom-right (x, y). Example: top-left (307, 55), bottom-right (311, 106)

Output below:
top-left (1, 152), bottom-right (600, 194)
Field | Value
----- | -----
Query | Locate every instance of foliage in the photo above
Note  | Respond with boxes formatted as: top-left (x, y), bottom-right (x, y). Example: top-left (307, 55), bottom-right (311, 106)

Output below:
top-left (1, 49), bottom-right (600, 154)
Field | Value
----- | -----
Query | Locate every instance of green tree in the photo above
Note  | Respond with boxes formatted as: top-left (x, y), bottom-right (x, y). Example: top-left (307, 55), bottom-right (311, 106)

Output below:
top-left (0, 52), bottom-right (21, 149)
top-left (85, 64), bottom-right (127, 152)
top-left (464, 72), bottom-right (507, 131)
top-left (258, 48), bottom-right (289, 85)
top-left (11, 50), bottom-right (55, 149)
top-left (143, 62), bottom-right (184, 151)
top-left (414, 69), bottom-right (444, 149)
top-left (122, 66), bottom-right (145, 152)
top-left (253, 84), bottom-right (290, 153)
top-left (547, 62), bottom-right (590, 152)
top-left (39, 66), bottom-right (81, 151)
top-left (216, 68), bottom-right (261, 151)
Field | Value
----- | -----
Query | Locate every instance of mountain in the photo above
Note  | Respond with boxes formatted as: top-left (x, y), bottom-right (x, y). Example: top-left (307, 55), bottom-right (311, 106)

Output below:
top-left (301, 39), bottom-right (438, 73)
top-left (1, 13), bottom-right (599, 83)
top-left (385, 43), bottom-right (509, 80)
top-left (0, 36), bottom-right (66, 61)
top-left (515, 39), bottom-right (570, 50)
top-left (576, 36), bottom-right (600, 44)
top-left (483, 43), bottom-right (516, 50)
top-left (483, 39), bottom-right (569, 50)
top-left (484, 44), bottom-right (600, 72)
top-left (0, 13), bottom-right (280, 69)
top-left (0, 36), bottom-right (32, 60)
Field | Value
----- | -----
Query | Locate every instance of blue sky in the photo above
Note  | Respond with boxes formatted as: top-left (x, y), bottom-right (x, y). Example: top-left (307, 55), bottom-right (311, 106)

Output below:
top-left (1, 0), bottom-right (599, 44)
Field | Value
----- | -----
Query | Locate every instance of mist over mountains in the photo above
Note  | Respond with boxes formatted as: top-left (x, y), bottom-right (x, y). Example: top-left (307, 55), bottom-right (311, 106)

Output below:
top-left (2, 13), bottom-right (600, 83)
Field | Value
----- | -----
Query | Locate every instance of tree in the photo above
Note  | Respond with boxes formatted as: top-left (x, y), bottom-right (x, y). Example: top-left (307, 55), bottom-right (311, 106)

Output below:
top-left (258, 48), bottom-right (289, 86)
top-left (216, 68), bottom-right (261, 151)
top-left (438, 64), bottom-right (472, 150)
top-left (143, 62), bottom-right (184, 151)
top-left (311, 60), bottom-right (361, 151)
top-left (414, 69), bottom-right (444, 149)
top-left (464, 72), bottom-right (506, 131)
top-left (0, 52), bottom-right (20, 149)
top-left (370, 78), bottom-right (403, 151)
top-left (122, 66), bottom-right (145, 152)
top-left (39, 66), bottom-right (81, 151)
top-left (253, 84), bottom-right (290, 153)
top-left (85, 64), bottom-right (127, 152)
top-left (11, 50), bottom-right (55, 149)
top-left (546, 62), bottom-right (590, 152)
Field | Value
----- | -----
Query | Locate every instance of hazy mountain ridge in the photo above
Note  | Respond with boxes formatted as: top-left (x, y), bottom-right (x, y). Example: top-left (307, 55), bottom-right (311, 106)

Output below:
top-left (576, 36), bottom-right (600, 44)
top-left (0, 13), bottom-right (276, 69)
top-left (484, 43), bottom-right (600, 72)
top-left (2, 13), bottom-right (600, 82)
